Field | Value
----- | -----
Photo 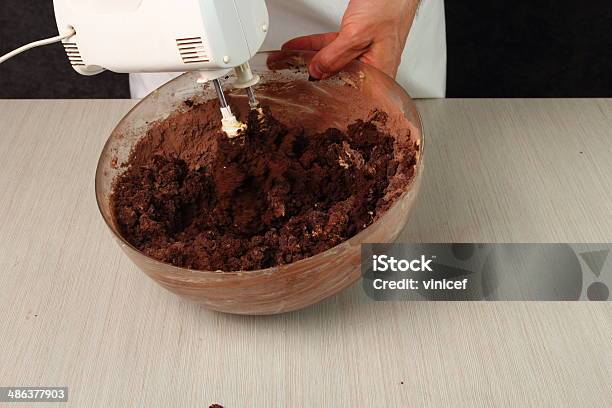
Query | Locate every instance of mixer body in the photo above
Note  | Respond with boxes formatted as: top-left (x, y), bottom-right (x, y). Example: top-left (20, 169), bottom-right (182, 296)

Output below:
top-left (53, 0), bottom-right (269, 78)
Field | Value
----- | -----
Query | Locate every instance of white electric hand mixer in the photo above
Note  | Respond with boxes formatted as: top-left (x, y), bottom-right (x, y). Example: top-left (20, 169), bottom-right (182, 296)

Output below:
top-left (0, 0), bottom-right (270, 137)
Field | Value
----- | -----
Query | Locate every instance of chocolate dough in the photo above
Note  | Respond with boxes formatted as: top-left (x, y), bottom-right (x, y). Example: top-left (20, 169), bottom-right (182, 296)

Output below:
top-left (111, 92), bottom-right (418, 272)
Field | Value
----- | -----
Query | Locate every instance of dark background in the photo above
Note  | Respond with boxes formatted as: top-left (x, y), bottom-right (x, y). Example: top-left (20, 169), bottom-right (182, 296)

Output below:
top-left (445, 1), bottom-right (611, 97)
top-left (0, 1), bottom-right (610, 98)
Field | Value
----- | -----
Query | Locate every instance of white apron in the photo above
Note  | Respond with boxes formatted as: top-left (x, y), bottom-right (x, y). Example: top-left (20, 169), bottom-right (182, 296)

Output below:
top-left (130, 0), bottom-right (446, 99)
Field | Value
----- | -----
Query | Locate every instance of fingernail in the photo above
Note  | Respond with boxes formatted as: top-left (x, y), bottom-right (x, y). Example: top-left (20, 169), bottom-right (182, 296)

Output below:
top-left (309, 62), bottom-right (324, 79)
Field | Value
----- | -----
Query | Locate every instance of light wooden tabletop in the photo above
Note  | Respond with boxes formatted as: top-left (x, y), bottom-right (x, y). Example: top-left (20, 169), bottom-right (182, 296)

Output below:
top-left (0, 99), bottom-right (610, 407)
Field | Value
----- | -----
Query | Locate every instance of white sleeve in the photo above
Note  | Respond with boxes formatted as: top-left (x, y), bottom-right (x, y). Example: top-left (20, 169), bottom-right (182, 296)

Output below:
top-left (264, 0), bottom-right (446, 98)
top-left (129, 72), bottom-right (182, 99)
top-left (129, 0), bottom-right (446, 99)
top-left (397, 0), bottom-right (447, 98)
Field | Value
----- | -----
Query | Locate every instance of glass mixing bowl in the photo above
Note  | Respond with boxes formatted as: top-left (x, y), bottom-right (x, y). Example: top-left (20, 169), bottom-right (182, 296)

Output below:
top-left (95, 51), bottom-right (424, 315)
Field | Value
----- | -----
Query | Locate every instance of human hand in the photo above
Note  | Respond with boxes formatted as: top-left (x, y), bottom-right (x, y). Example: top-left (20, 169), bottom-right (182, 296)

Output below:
top-left (282, 0), bottom-right (419, 79)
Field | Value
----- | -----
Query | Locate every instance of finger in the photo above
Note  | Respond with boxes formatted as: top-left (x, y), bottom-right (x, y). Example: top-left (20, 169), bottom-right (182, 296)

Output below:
top-left (282, 33), bottom-right (339, 51)
top-left (310, 32), bottom-right (370, 79)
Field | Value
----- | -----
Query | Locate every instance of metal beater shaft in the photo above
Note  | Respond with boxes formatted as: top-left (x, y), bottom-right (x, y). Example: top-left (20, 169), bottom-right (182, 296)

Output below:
top-left (212, 78), bottom-right (228, 108)
top-left (246, 86), bottom-right (259, 109)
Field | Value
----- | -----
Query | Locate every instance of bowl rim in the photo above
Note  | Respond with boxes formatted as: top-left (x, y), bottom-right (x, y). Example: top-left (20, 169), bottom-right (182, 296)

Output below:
top-left (95, 50), bottom-right (425, 280)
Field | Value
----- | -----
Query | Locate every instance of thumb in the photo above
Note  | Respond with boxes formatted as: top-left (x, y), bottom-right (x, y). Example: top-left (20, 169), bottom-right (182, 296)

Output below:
top-left (309, 32), bottom-right (369, 79)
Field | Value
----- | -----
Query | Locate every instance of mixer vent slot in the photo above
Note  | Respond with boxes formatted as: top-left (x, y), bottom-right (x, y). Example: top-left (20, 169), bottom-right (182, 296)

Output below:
top-left (176, 37), bottom-right (209, 64)
top-left (62, 42), bottom-right (85, 66)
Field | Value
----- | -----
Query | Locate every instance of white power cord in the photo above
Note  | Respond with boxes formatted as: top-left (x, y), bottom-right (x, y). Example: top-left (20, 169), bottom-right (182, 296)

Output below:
top-left (0, 27), bottom-right (76, 64)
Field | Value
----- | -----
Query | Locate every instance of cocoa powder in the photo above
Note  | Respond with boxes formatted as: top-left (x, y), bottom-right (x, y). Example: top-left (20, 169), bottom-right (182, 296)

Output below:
top-left (111, 89), bottom-right (418, 272)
